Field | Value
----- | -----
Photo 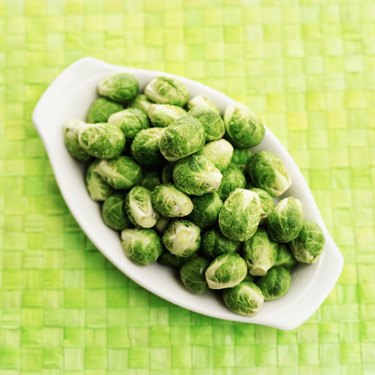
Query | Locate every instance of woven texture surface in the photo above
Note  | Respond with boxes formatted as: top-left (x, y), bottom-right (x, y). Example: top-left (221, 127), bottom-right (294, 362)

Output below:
top-left (1, 0), bottom-right (375, 373)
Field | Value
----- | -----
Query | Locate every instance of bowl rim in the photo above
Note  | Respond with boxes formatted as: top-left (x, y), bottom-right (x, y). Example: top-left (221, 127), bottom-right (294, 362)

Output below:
top-left (32, 57), bottom-right (344, 330)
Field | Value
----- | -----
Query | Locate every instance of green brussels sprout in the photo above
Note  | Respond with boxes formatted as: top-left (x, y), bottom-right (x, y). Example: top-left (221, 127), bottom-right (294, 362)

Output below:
top-left (248, 151), bottom-right (291, 198)
top-left (121, 228), bottom-right (162, 265)
top-left (128, 94), bottom-right (153, 113)
top-left (159, 116), bottom-right (206, 161)
top-left (173, 155), bottom-right (223, 196)
top-left (125, 186), bottom-right (158, 228)
top-left (256, 267), bottom-right (292, 300)
top-left (205, 253), bottom-right (247, 290)
top-left (102, 193), bottom-right (130, 231)
top-left (218, 188), bottom-right (261, 242)
top-left (188, 192), bottom-right (223, 229)
top-left (249, 188), bottom-right (275, 225)
top-left (180, 257), bottom-right (209, 294)
top-left (198, 139), bottom-right (234, 172)
top-left (162, 220), bottom-right (201, 258)
top-left (290, 221), bottom-right (325, 264)
top-left (155, 216), bottom-right (171, 233)
top-left (145, 76), bottom-right (189, 107)
top-left (158, 252), bottom-right (185, 269)
top-left (267, 197), bottom-right (304, 243)
top-left (224, 102), bottom-right (265, 148)
top-left (86, 97), bottom-right (123, 123)
top-left (140, 170), bottom-right (161, 191)
top-left (223, 281), bottom-right (264, 316)
top-left (161, 163), bottom-right (176, 184)
top-left (274, 244), bottom-right (297, 271)
top-left (243, 228), bottom-right (278, 276)
top-left (78, 123), bottom-right (125, 159)
top-left (130, 127), bottom-right (165, 167)
top-left (151, 184), bottom-right (193, 218)
top-left (188, 106), bottom-right (225, 141)
top-left (217, 165), bottom-right (246, 201)
top-left (187, 95), bottom-right (220, 113)
top-left (98, 73), bottom-right (139, 103)
top-left (148, 104), bottom-right (187, 127)
top-left (64, 119), bottom-right (91, 161)
top-left (108, 108), bottom-right (149, 140)
top-left (201, 228), bottom-right (241, 260)
top-left (95, 156), bottom-right (143, 190)
top-left (85, 160), bottom-right (113, 201)
top-left (230, 148), bottom-right (252, 172)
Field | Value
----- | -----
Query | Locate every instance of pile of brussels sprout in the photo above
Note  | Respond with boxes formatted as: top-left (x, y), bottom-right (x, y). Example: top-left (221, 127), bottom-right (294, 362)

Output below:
top-left (64, 72), bottom-right (325, 317)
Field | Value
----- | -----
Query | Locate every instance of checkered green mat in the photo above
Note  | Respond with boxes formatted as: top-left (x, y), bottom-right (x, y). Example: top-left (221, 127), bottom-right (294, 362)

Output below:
top-left (1, 0), bottom-right (374, 373)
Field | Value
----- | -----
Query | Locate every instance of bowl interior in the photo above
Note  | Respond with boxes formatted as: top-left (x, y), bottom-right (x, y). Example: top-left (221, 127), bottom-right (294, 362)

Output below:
top-left (33, 58), bottom-right (343, 329)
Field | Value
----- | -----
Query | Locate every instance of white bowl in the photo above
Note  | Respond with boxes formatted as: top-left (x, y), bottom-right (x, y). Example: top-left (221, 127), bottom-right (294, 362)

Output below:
top-left (32, 57), bottom-right (343, 330)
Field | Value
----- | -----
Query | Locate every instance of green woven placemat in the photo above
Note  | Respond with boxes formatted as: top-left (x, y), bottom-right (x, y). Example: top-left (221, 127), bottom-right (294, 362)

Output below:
top-left (1, 0), bottom-right (374, 373)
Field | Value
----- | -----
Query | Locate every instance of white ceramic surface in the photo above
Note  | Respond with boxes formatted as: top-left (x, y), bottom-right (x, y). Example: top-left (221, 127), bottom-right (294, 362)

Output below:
top-left (32, 57), bottom-right (344, 330)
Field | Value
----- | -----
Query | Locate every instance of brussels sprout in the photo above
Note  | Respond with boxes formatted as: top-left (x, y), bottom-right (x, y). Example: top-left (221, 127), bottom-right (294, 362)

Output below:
top-left (145, 76), bottom-right (189, 107)
top-left (205, 253), bottom-right (247, 290)
top-left (161, 163), bottom-right (176, 184)
top-left (201, 228), bottom-right (241, 260)
top-left (78, 123), bottom-right (125, 159)
top-left (86, 160), bottom-right (113, 201)
top-left (198, 139), bottom-right (234, 172)
top-left (98, 73), bottom-right (139, 103)
top-left (248, 151), bottom-right (291, 197)
top-left (243, 228), bottom-right (278, 276)
top-left (256, 267), bottom-right (292, 300)
top-left (173, 155), bottom-right (223, 196)
top-left (95, 156), bottom-right (143, 190)
top-left (159, 116), bottom-right (206, 161)
top-left (218, 188), bottom-right (261, 242)
top-left (290, 221), bottom-right (325, 264)
top-left (108, 108), bottom-right (149, 140)
top-left (249, 188), bottom-right (275, 225)
top-left (102, 193), bottom-right (130, 231)
top-left (158, 252), bottom-right (184, 269)
top-left (187, 95), bottom-right (220, 113)
top-left (140, 170), bottom-right (161, 191)
top-left (230, 148), bottom-right (252, 172)
top-left (64, 119), bottom-right (91, 161)
top-left (121, 228), bottom-right (162, 265)
top-left (151, 184), bottom-right (193, 218)
top-left (125, 186), bottom-right (158, 228)
top-left (188, 106), bottom-right (225, 141)
top-left (180, 257), bottom-right (209, 294)
top-left (274, 244), bottom-right (297, 271)
top-left (148, 104), bottom-right (187, 127)
top-left (162, 220), bottom-right (201, 258)
top-left (267, 197), bottom-right (304, 243)
top-left (223, 281), bottom-right (264, 316)
top-left (224, 102), bottom-right (265, 148)
top-left (217, 165), bottom-right (246, 201)
top-left (128, 94), bottom-right (153, 113)
top-left (188, 192), bottom-right (223, 229)
top-left (155, 216), bottom-right (171, 233)
top-left (130, 127), bottom-right (165, 167)
top-left (86, 97), bottom-right (123, 123)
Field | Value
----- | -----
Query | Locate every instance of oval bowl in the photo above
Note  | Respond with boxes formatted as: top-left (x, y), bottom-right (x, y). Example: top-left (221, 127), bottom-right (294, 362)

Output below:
top-left (32, 57), bottom-right (343, 330)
